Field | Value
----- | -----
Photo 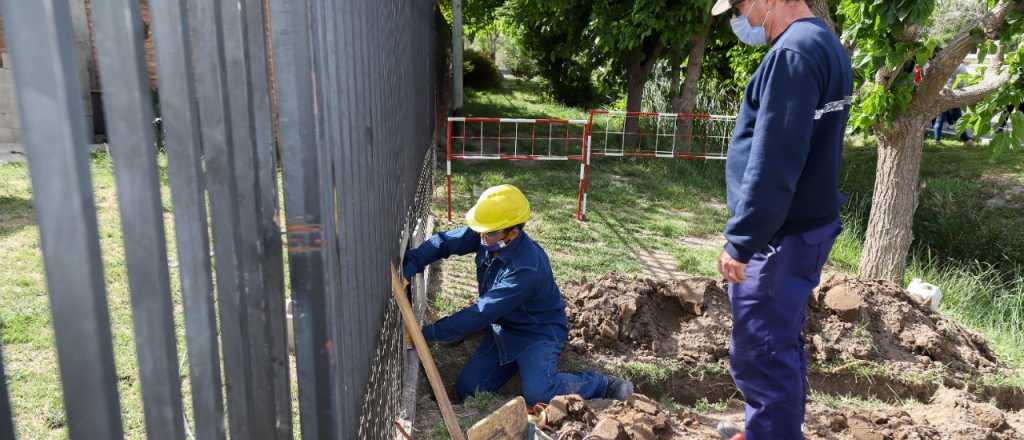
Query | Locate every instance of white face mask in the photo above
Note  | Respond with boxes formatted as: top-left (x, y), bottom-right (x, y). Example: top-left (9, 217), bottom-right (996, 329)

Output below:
top-left (730, 0), bottom-right (770, 46)
top-left (480, 236), bottom-right (508, 252)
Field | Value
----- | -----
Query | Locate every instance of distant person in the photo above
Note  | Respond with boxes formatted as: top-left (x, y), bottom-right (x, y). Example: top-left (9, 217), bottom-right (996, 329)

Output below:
top-left (710, 0), bottom-right (853, 439)
top-left (933, 63), bottom-right (974, 144)
top-left (402, 184), bottom-right (634, 406)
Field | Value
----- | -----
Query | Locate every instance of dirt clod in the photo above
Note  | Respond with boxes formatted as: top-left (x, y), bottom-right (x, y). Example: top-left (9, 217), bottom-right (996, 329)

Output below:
top-left (829, 413), bottom-right (848, 432)
top-left (823, 284), bottom-right (864, 322)
top-left (590, 418), bottom-right (626, 440)
top-left (540, 394), bottom-right (595, 430)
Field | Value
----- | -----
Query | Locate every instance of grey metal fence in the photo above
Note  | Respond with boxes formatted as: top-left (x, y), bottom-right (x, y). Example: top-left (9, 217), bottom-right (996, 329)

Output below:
top-left (0, 0), bottom-right (439, 438)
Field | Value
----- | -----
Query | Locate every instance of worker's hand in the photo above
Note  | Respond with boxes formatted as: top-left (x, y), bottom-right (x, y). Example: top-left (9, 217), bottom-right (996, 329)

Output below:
top-left (718, 250), bottom-right (747, 284)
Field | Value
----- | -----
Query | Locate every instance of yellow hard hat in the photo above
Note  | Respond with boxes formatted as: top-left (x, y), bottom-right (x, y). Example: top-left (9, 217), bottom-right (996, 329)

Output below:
top-left (465, 184), bottom-right (531, 233)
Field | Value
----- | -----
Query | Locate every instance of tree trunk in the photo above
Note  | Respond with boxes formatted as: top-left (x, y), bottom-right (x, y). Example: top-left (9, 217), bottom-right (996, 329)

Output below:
top-left (806, 0), bottom-right (836, 33)
top-left (624, 42), bottom-right (663, 148)
top-left (672, 18), bottom-right (712, 150)
top-left (669, 46), bottom-right (682, 102)
top-left (858, 118), bottom-right (926, 281)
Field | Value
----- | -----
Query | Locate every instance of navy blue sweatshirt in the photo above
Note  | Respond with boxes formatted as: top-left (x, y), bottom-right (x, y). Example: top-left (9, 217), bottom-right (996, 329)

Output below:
top-left (724, 17), bottom-right (853, 263)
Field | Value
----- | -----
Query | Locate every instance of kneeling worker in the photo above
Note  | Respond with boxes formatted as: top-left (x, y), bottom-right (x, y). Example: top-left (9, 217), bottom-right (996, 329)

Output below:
top-left (402, 184), bottom-right (634, 405)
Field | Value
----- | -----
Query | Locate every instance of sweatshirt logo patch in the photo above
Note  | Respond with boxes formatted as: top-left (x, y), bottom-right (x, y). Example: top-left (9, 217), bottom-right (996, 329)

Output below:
top-left (814, 96), bottom-right (852, 120)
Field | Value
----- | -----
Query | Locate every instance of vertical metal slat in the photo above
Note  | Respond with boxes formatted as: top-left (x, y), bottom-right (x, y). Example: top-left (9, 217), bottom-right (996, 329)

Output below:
top-left (1, 0), bottom-right (125, 438)
top-left (244, 0), bottom-right (293, 437)
top-left (186, 0), bottom-right (255, 436)
top-left (218, 4), bottom-right (278, 437)
top-left (267, 0), bottom-right (334, 437)
top-left (149, 0), bottom-right (227, 437)
top-left (0, 344), bottom-right (17, 439)
top-left (90, 0), bottom-right (186, 437)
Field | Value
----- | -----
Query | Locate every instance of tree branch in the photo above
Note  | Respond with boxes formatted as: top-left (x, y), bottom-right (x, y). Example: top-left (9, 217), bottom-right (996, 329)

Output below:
top-left (935, 42), bottom-right (1012, 109)
top-left (909, 0), bottom-right (1016, 115)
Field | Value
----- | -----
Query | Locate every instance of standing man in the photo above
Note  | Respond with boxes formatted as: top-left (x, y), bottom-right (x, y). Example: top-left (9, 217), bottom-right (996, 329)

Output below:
top-left (710, 0), bottom-right (852, 439)
top-left (402, 184), bottom-right (634, 406)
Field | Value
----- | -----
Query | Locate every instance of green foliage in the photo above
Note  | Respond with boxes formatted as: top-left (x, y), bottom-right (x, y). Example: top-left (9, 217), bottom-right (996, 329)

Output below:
top-left (840, 0), bottom-right (940, 130)
top-left (463, 48), bottom-right (504, 90)
top-left (725, 44), bottom-right (769, 91)
top-left (585, 0), bottom-right (714, 58)
top-left (960, 39), bottom-right (1024, 152)
top-left (501, 0), bottom-right (598, 106)
top-left (502, 39), bottom-right (539, 79)
top-left (502, 0), bottom-right (718, 108)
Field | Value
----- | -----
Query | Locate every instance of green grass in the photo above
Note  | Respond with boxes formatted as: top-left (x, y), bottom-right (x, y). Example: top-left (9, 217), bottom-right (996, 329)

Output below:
top-left (439, 158), bottom-right (729, 285)
top-left (463, 79), bottom-right (588, 121)
top-left (808, 390), bottom-right (913, 411)
top-left (1, 153), bottom-right (162, 438)
top-left (690, 397), bottom-right (730, 414)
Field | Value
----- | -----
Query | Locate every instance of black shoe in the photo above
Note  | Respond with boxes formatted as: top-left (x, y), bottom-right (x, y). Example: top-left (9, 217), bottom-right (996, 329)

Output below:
top-left (603, 376), bottom-right (634, 401)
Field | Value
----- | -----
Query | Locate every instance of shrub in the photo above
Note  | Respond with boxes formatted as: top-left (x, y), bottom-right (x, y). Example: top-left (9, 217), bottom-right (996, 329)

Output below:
top-left (463, 48), bottom-right (503, 90)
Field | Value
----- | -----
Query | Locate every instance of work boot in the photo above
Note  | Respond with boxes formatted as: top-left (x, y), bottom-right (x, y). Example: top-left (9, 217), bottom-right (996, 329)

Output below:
top-left (603, 376), bottom-right (634, 401)
top-left (716, 420), bottom-right (744, 440)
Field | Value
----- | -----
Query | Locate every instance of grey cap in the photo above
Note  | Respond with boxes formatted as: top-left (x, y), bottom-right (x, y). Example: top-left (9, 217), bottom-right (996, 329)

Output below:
top-left (712, 0), bottom-right (741, 16)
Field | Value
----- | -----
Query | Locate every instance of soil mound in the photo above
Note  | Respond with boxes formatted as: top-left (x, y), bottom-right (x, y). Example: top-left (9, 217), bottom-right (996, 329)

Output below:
top-left (820, 388), bottom-right (1022, 440)
top-left (564, 275), bottom-right (730, 362)
top-left (563, 274), bottom-right (1001, 376)
top-left (534, 389), bottom-right (1022, 440)
top-left (807, 276), bottom-right (1000, 374)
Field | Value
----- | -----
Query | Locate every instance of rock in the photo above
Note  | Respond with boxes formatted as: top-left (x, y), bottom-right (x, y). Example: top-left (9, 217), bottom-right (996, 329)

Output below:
top-left (848, 419), bottom-right (885, 440)
top-left (627, 394), bottom-right (659, 415)
top-left (824, 285), bottom-right (864, 322)
top-left (674, 278), bottom-right (709, 315)
top-left (467, 396), bottom-right (528, 440)
top-left (624, 423), bottom-right (657, 440)
top-left (590, 418), bottom-right (626, 440)
top-left (599, 321), bottom-right (619, 339)
top-left (543, 396), bottom-right (571, 427)
top-left (829, 413), bottom-right (848, 432)
top-left (618, 300), bottom-right (636, 323)
top-left (971, 402), bottom-right (1008, 431)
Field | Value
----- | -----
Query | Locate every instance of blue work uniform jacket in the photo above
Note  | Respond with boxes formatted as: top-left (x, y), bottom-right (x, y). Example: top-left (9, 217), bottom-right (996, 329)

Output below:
top-left (402, 226), bottom-right (568, 365)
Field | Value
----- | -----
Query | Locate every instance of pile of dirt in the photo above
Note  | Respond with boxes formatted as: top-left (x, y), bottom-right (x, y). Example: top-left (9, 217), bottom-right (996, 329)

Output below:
top-left (674, 388), bottom-right (1023, 440)
top-left (806, 276), bottom-right (1000, 375)
top-left (563, 273), bottom-right (1001, 376)
top-left (537, 394), bottom-right (673, 440)
top-left (564, 275), bottom-right (730, 363)
top-left (533, 389), bottom-right (1022, 440)
top-left (822, 388), bottom-right (1020, 440)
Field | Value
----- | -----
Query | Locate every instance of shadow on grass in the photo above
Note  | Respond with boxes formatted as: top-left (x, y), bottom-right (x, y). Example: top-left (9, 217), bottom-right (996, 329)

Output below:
top-left (0, 195), bottom-right (34, 239)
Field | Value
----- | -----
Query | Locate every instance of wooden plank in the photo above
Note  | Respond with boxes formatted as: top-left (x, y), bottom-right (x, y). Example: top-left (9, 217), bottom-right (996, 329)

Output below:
top-left (389, 264), bottom-right (466, 440)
